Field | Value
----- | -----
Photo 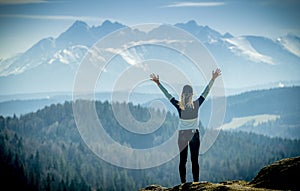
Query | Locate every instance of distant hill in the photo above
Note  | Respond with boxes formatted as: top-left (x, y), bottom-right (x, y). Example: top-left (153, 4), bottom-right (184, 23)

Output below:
top-left (1, 86), bottom-right (299, 139)
top-left (144, 86), bottom-right (300, 139)
top-left (218, 86), bottom-right (300, 139)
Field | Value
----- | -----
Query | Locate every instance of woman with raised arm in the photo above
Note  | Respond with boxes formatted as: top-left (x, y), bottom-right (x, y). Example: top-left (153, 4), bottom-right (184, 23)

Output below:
top-left (150, 68), bottom-right (221, 183)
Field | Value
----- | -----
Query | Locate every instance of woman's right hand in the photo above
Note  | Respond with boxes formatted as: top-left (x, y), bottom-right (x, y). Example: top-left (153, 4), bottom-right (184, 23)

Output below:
top-left (212, 68), bottom-right (221, 80)
top-left (150, 73), bottom-right (160, 85)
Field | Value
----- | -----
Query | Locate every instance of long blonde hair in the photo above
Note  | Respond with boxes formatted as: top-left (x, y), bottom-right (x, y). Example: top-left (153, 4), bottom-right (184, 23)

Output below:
top-left (179, 85), bottom-right (194, 110)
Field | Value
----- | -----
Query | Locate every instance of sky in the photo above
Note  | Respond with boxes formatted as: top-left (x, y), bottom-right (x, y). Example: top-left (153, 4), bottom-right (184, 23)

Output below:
top-left (0, 0), bottom-right (300, 59)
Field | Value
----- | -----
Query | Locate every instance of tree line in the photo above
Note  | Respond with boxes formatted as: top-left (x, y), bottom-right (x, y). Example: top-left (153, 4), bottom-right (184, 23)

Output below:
top-left (0, 100), bottom-right (299, 190)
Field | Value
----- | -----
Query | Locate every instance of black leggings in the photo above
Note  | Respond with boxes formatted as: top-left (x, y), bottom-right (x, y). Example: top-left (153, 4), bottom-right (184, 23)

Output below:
top-left (178, 129), bottom-right (200, 183)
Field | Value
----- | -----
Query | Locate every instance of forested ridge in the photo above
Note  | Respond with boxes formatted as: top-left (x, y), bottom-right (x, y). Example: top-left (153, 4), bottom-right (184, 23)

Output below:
top-left (0, 96), bottom-right (300, 190)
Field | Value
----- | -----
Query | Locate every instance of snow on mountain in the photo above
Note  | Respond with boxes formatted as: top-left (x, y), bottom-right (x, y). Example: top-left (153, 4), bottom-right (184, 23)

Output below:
top-left (224, 36), bottom-right (274, 65)
top-left (0, 54), bottom-right (22, 76)
top-left (0, 20), bottom-right (126, 94)
top-left (0, 45), bottom-right (88, 79)
top-left (48, 45), bottom-right (88, 66)
top-left (0, 20), bottom-right (125, 77)
top-left (0, 37), bottom-right (58, 76)
top-left (277, 34), bottom-right (300, 58)
top-left (244, 35), bottom-right (300, 65)
top-left (175, 20), bottom-right (300, 65)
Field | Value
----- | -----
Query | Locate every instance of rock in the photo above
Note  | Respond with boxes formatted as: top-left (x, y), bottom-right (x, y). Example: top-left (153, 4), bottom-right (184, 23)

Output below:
top-left (139, 181), bottom-right (272, 191)
top-left (139, 156), bottom-right (300, 191)
top-left (250, 156), bottom-right (300, 191)
top-left (139, 184), bottom-right (168, 191)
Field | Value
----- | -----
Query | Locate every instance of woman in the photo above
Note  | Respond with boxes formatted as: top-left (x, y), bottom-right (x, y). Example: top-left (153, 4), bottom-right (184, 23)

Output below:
top-left (150, 68), bottom-right (221, 183)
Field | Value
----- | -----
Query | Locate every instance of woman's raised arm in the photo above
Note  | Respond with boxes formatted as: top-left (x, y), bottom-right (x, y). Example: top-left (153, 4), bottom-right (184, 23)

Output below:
top-left (150, 73), bottom-right (173, 100)
top-left (201, 68), bottom-right (221, 99)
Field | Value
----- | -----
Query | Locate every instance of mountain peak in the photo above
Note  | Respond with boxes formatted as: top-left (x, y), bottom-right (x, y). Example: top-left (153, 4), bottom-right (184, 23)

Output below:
top-left (175, 20), bottom-right (222, 43)
top-left (175, 20), bottom-right (199, 29)
top-left (90, 20), bottom-right (125, 39)
top-left (223, 32), bottom-right (233, 38)
top-left (71, 20), bottom-right (89, 28)
top-left (60, 20), bottom-right (90, 37)
top-left (64, 20), bottom-right (90, 34)
top-left (100, 20), bottom-right (124, 28)
top-left (101, 20), bottom-right (113, 26)
top-left (186, 20), bottom-right (198, 26)
top-left (56, 20), bottom-right (92, 47)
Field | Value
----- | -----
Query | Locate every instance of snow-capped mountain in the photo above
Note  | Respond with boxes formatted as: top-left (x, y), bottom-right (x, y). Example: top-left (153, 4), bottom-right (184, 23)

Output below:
top-left (174, 20), bottom-right (300, 89)
top-left (0, 20), bottom-right (299, 95)
top-left (0, 37), bottom-right (57, 77)
top-left (0, 20), bottom-right (125, 77)
top-left (0, 20), bottom-right (125, 94)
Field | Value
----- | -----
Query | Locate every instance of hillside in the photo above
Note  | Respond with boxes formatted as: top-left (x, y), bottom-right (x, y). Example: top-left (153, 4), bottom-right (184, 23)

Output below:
top-left (0, 86), bottom-right (299, 147)
top-left (140, 156), bottom-right (300, 191)
top-left (0, 100), bottom-right (299, 191)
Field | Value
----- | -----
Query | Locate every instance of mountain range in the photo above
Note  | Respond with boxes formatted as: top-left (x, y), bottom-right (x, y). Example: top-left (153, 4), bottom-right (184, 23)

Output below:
top-left (0, 20), bottom-right (300, 95)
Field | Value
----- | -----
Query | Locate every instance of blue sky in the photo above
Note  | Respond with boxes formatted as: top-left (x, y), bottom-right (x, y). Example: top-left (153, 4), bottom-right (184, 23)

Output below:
top-left (0, 0), bottom-right (299, 59)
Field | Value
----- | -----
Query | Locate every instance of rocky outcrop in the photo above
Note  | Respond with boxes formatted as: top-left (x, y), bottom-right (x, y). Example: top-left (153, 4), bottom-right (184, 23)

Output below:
top-left (139, 156), bottom-right (300, 191)
top-left (250, 156), bottom-right (300, 190)
top-left (139, 181), bottom-right (273, 191)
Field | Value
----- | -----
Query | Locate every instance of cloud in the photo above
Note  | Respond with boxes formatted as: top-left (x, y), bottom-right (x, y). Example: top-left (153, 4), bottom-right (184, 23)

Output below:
top-left (0, 14), bottom-right (103, 22)
top-left (0, 0), bottom-right (48, 4)
top-left (162, 1), bottom-right (226, 8)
